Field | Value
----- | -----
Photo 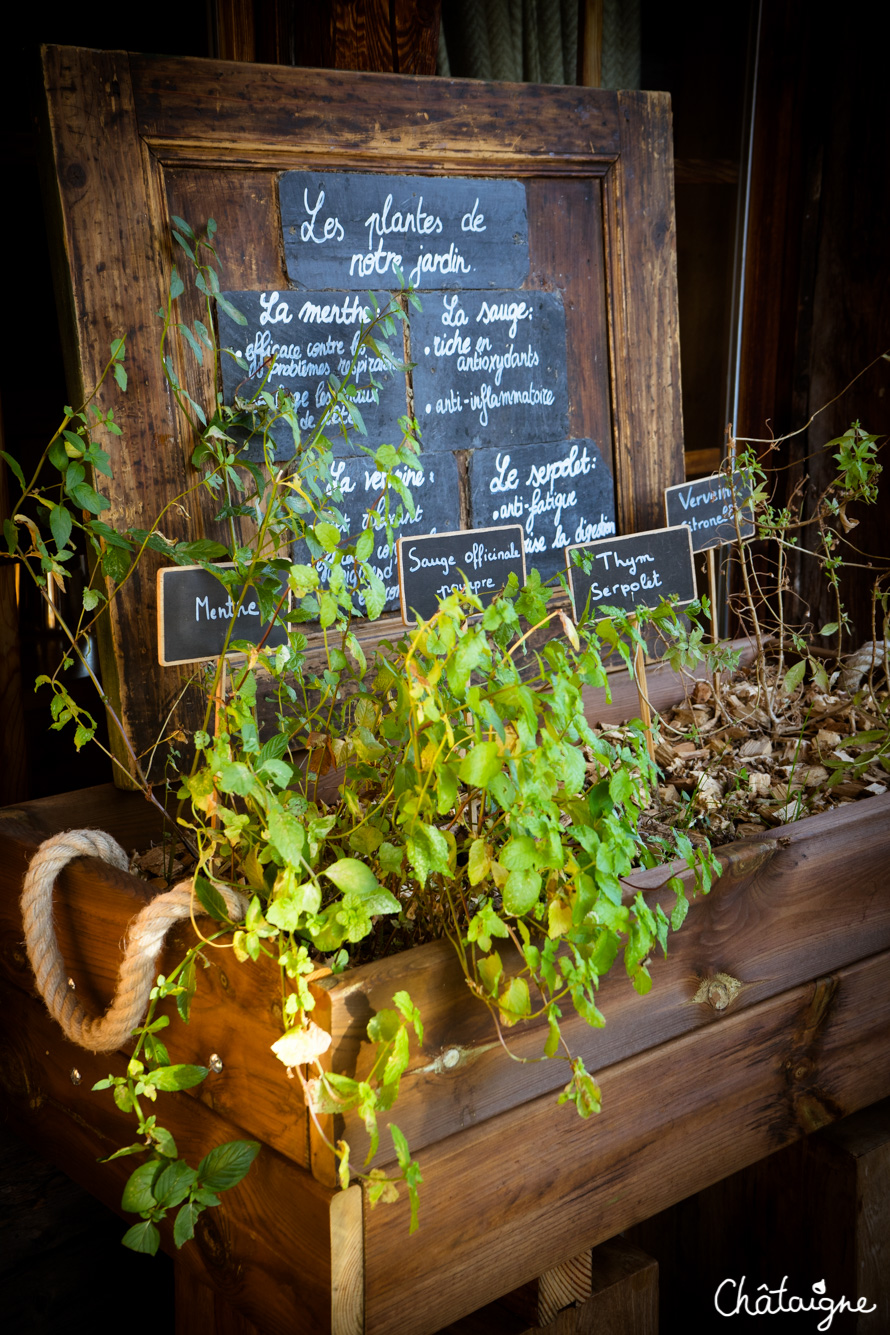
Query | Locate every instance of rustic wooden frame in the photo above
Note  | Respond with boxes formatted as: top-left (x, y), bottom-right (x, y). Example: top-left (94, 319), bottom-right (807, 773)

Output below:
top-left (40, 44), bottom-right (683, 777)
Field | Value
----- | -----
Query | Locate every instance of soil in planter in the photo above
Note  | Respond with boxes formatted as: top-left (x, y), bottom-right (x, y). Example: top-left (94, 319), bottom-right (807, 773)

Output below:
top-left (635, 651), bottom-right (889, 849)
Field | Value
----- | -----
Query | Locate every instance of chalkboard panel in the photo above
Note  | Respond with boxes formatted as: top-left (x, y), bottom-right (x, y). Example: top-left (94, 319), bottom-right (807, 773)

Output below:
top-left (217, 289), bottom-right (408, 460)
top-left (398, 524), bottom-right (526, 623)
top-left (292, 452), bottom-right (461, 615)
top-left (411, 290), bottom-right (569, 450)
top-left (664, 470), bottom-right (755, 551)
top-left (566, 525), bottom-right (696, 620)
top-left (157, 565), bottom-right (288, 666)
top-left (279, 172), bottom-right (528, 291)
top-left (468, 438), bottom-right (615, 581)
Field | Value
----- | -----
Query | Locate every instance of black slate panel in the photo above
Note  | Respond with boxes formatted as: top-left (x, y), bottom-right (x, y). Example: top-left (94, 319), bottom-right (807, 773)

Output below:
top-left (397, 524), bottom-right (526, 624)
top-left (411, 289), bottom-right (569, 451)
top-left (157, 565), bottom-right (288, 666)
top-left (664, 471), bottom-right (756, 552)
top-left (292, 452), bottom-right (462, 617)
top-left (279, 172), bottom-right (528, 290)
top-left (217, 289), bottom-right (407, 459)
top-left (566, 525), bottom-right (696, 621)
top-left (468, 438), bottom-right (615, 582)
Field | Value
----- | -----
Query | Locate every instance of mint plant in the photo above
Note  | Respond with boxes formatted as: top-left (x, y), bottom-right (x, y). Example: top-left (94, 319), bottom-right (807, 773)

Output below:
top-left (4, 217), bottom-right (726, 1250)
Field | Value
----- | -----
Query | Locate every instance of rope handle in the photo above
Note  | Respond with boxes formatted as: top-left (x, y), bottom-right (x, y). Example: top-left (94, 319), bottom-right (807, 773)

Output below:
top-left (20, 828), bottom-right (247, 1054)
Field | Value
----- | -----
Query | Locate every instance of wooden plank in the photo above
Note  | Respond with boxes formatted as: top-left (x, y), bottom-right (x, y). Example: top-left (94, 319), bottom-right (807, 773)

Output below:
top-left (39, 46), bottom-right (231, 786)
top-left (607, 91), bottom-right (684, 534)
top-left (0, 800), bottom-right (311, 1173)
top-left (440, 1238), bottom-right (657, 1334)
top-left (4, 782), bottom-right (887, 1188)
top-left (129, 57), bottom-right (623, 165)
top-left (310, 793), bottom-right (890, 1176)
top-left (360, 950), bottom-right (890, 1334)
top-left (0, 425), bottom-right (27, 805)
top-left (804, 1101), bottom-right (890, 1332)
top-left (627, 1097), bottom-right (890, 1329)
top-left (0, 978), bottom-right (338, 1335)
top-left (175, 1268), bottom-right (262, 1335)
top-left (502, 1249), bottom-right (593, 1327)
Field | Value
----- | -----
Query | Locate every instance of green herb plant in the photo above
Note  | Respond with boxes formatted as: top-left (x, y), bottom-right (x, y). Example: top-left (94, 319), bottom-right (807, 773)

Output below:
top-left (3, 217), bottom-right (727, 1253)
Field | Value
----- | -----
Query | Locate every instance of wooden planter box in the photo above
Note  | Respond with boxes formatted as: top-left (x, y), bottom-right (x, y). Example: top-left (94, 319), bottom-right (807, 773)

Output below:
top-left (1, 779), bottom-right (889, 1335)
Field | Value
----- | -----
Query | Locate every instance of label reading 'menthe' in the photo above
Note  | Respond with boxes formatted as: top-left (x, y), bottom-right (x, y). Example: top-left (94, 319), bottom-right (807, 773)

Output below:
top-left (157, 565), bottom-right (288, 666)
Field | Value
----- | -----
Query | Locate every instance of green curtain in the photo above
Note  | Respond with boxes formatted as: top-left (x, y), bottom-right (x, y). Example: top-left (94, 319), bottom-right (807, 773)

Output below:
top-left (438, 0), bottom-right (640, 89)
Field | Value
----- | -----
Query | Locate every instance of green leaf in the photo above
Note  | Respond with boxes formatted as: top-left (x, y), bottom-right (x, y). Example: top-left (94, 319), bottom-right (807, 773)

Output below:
top-left (819, 622), bottom-right (839, 637)
top-left (114, 361), bottom-right (128, 391)
top-left (174, 1201), bottom-right (200, 1248)
top-left (467, 838), bottom-right (491, 886)
top-left (149, 1064), bottom-right (209, 1092)
top-left (198, 1140), bottom-right (261, 1192)
top-left (323, 858), bottom-right (380, 898)
top-left (121, 1160), bottom-right (161, 1213)
top-left (498, 975), bottom-right (531, 1026)
top-left (1, 450), bottom-right (26, 492)
top-left (121, 1221), bottom-right (161, 1256)
top-left (502, 869), bottom-right (542, 916)
top-left (194, 874), bottom-right (232, 923)
top-left (315, 521), bottom-right (342, 553)
top-left (217, 761), bottom-right (255, 796)
top-left (782, 659), bottom-right (807, 694)
top-left (216, 292), bottom-right (247, 325)
top-left (69, 482), bottom-right (109, 514)
top-left (48, 505), bottom-right (73, 551)
top-left (458, 741), bottom-right (504, 789)
top-left (257, 757), bottom-right (293, 787)
top-left (152, 1158), bottom-right (198, 1208)
top-left (268, 807), bottom-right (308, 865)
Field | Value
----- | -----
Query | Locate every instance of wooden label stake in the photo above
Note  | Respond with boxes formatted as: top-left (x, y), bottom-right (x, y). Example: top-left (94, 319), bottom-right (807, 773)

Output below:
top-left (631, 619), bottom-right (656, 764)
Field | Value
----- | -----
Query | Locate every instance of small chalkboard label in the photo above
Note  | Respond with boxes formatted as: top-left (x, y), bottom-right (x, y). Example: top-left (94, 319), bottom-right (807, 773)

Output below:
top-left (566, 525), bottom-right (696, 620)
top-left (279, 172), bottom-right (529, 290)
top-left (292, 452), bottom-right (462, 615)
top-left (217, 289), bottom-right (407, 460)
top-left (397, 525), bottom-right (526, 624)
top-left (411, 289), bottom-right (569, 450)
top-left (664, 470), bottom-right (755, 551)
top-left (469, 438), bottom-right (615, 580)
top-left (157, 565), bottom-right (288, 666)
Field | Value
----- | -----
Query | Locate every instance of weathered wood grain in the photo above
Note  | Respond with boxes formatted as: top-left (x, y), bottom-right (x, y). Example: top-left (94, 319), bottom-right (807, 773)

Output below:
top-left (310, 793), bottom-right (890, 1176)
top-left (0, 797), bottom-right (311, 1172)
top-left (39, 46), bottom-right (228, 786)
top-left (607, 92), bottom-right (684, 535)
top-left (361, 950), bottom-right (890, 1334)
top-left (440, 1238), bottom-right (657, 1334)
top-left (4, 783), bottom-right (887, 1188)
top-left (130, 58), bottom-right (622, 165)
top-left (0, 978), bottom-right (338, 1335)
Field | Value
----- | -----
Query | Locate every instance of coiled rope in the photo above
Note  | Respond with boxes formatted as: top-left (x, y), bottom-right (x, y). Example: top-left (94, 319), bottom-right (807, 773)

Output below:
top-left (20, 829), bottom-right (247, 1054)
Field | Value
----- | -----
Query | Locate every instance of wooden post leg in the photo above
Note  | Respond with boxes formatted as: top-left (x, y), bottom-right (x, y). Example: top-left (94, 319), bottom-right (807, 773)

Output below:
top-left (438, 1237), bottom-right (657, 1333)
top-left (801, 1098), bottom-right (890, 1333)
top-left (175, 1263), bottom-right (263, 1335)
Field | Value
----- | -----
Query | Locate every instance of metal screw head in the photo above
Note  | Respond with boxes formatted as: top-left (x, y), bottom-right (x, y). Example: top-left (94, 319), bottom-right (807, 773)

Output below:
top-left (208, 1053), bottom-right (224, 1074)
top-left (70, 1069), bottom-right (82, 1086)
